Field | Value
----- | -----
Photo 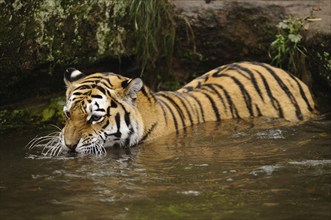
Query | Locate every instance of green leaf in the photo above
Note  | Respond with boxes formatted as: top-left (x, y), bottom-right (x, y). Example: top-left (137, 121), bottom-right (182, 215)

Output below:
top-left (277, 21), bottom-right (289, 29)
top-left (288, 34), bottom-right (302, 43)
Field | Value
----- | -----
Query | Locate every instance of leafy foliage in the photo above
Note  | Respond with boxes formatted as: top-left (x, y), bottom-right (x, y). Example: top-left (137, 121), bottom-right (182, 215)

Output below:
top-left (269, 17), bottom-right (307, 76)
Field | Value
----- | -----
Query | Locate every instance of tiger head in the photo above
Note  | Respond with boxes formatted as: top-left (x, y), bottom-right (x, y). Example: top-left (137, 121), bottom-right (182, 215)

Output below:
top-left (61, 68), bottom-right (145, 154)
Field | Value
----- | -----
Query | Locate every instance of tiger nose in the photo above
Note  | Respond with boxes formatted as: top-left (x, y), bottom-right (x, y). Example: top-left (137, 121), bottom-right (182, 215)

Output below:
top-left (65, 143), bottom-right (77, 151)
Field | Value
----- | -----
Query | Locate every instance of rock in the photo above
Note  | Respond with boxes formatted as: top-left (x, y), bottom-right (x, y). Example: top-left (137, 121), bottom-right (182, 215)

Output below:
top-left (173, 0), bottom-right (330, 71)
top-left (0, 0), bottom-right (130, 104)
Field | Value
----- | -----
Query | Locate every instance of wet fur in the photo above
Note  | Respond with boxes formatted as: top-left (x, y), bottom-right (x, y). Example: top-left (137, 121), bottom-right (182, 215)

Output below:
top-left (28, 62), bottom-right (318, 156)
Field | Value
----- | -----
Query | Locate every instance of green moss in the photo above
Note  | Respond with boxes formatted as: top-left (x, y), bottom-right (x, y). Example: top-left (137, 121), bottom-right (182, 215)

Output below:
top-left (41, 97), bottom-right (65, 122)
top-left (0, 97), bottom-right (65, 134)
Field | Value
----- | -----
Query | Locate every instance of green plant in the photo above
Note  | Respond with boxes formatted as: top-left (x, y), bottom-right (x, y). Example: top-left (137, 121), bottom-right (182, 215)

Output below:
top-left (128, 0), bottom-right (176, 76)
top-left (269, 17), bottom-right (307, 75)
top-left (317, 51), bottom-right (331, 72)
top-left (314, 49), bottom-right (331, 89)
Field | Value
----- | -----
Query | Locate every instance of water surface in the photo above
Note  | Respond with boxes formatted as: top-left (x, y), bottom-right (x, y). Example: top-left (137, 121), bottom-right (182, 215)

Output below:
top-left (1, 118), bottom-right (331, 219)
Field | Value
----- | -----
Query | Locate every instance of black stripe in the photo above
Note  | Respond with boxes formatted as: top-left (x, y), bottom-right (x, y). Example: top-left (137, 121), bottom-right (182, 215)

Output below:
top-left (231, 63), bottom-right (265, 102)
top-left (89, 77), bottom-right (113, 88)
top-left (91, 94), bottom-right (103, 99)
top-left (185, 93), bottom-right (205, 123)
top-left (255, 104), bottom-right (262, 117)
top-left (227, 66), bottom-right (250, 80)
top-left (212, 65), bottom-right (227, 77)
top-left (114, 113), bottom-right (121, 137)
top-left (287, 74), bottom-right (313, 112)
top-left (200, 90), bottom-right (221, 121)
top-left (220, 74), bottom-right (254, 118)
top-left (158, 93), bottom-right (186, 130)
top-left (157, 99), bottom-right (168, 126)
top-left (140, 123), bottom-right (158, 143)
top-left (121, 80), bottom-right (129, 88)
top-left (141, 86), bottom-right (150, 99)
top-left (95, 85), bottom-right (106, 94)
top-left (73, 92), bottom-right (82, 96)
top-left (81, 101), bottom-right (87, 112)
top-left (99, 80), bottom-right (113, 90)
top-left (116, 75), bottom-right (125, 80)
top-left (81, 79), bottom-right (100, 84)
top-left (102, 120), bottom-right (110, 129)
top-left (172, 92), bottom-right (194, 126)
top-left (258, 63), bottom-right (303, 120)
top-left (141, 86), bottom-right (157, 103)
top-left (105, 77), bottom-right (113, 87)
top-left (106, 106), bottom-right (111, 116)
top-left (182, 86), bottom-right (193, 92)
top-left (110, 100), bottom-right (118, 108)
top-left (116, 101), bottom-right (131, 127)
top-left (124, 111), bottom-right (131, 127)
top-left (124, 136), bottom-right (131, 148)
top-left (254, 69), bottom-right (284, 118)
top-left (175, 92), bottom-right (200, 124)
top-left (197, 73), bottom-right (209, 80)
top-left (157, 98), bottom-right (179, 134)
top-left (212, 84), bottom-right (240, 119)
top-left (105, 89), bottom-right (112, 97)
top-left (74, 85), bottom-right (91, 91)
top-left (124, 127), bottom-right (137, 148)
top-left (105, 113), bottom-right (122, 138)
top-left (202, 84), bottom-right (227, 113)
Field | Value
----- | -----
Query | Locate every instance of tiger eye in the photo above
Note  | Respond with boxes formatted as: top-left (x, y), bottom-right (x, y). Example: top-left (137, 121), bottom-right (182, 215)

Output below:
top-left (91, 115), bottom-right (102, 121)
top-left (88, 115), bottom-right (103, 124)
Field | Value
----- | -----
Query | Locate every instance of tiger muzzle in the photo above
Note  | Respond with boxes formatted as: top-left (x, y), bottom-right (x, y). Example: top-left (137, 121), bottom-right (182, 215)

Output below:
top-left (63, 122), bottom-right (82, 151)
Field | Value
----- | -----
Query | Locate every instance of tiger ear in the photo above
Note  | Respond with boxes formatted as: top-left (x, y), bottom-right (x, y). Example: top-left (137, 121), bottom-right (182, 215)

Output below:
top-left (124, 78), bottom-right (143, 100)
top-left (64, 68), bottom-right (85, 86)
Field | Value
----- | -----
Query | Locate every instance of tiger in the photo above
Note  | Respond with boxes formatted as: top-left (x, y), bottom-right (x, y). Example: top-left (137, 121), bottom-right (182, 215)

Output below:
top-left (29, 61), bottom-right (318, 155)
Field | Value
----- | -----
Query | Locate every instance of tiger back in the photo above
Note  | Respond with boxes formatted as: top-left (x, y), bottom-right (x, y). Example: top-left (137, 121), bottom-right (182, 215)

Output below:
top-left (146, 62), bottom-right (317, 140)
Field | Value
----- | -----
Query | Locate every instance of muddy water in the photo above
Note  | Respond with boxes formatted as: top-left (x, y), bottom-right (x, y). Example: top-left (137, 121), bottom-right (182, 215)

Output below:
top-left (0, 118), bottom-right (331, 219)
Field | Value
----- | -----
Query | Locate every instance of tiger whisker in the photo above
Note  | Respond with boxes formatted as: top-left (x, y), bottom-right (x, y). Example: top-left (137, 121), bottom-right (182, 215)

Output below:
top-left (56, 142), bottom-right (64, 156)
top-left (28, 131), bottom-right (63, 157)
top-left (27, 132), bottom-right (61, 147)
top-left (94, 143), bottom-right (101, 155)
top-left (96, 142), bottom-right (107, 155)
top-left (44, 142), bottom-right (60, 156)
top-left (93, 141), bottom-right (106, 155)
top-left (26, 135), bottom-right (56, 149)
top-left (79, 141), bottom-right (106, 156)
top-left (52, 144), bottom-right (63, 157)
top-left (49, 124), bottom-right (62, 131)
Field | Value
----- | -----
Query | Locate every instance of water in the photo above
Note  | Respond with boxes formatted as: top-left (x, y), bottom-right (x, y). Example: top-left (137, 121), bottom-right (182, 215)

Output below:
top-left (1, 117), bottom-right (331, 219)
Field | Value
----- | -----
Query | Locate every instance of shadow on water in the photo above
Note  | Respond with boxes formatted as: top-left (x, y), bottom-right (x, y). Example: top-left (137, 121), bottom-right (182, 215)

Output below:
top-left (0, 117), bottom-right (331, 219)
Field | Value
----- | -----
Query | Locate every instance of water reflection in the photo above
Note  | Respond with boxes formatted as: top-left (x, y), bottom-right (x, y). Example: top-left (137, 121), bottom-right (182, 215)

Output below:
top-left (1, 118), bottom-right (331, 219)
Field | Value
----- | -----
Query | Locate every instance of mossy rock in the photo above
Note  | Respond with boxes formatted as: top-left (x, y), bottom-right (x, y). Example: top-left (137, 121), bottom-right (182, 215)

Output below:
top-left (0, 0), bottom-right (131, 104)
top-left (0, 97), bottom-right (65, 134)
